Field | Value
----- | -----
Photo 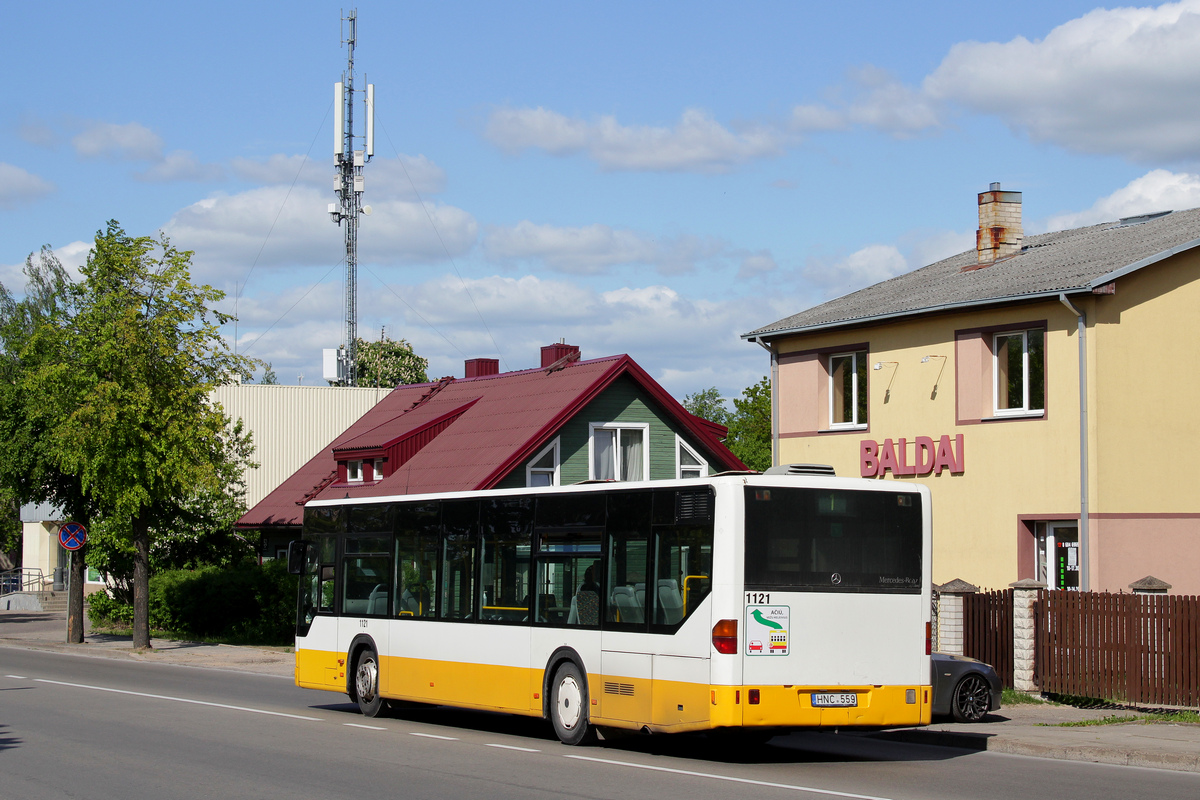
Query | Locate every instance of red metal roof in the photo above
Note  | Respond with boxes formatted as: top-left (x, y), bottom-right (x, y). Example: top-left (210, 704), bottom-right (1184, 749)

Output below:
top-left (238, 353), bottom-right (745, 528)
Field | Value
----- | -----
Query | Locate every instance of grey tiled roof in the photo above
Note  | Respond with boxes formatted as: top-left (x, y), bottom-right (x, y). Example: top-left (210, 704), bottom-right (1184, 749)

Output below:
top-left (745, 207), bottom-right (1200, 339)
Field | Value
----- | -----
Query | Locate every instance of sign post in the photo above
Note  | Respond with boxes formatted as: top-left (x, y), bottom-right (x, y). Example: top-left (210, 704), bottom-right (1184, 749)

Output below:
top-left (59, 522), bottom-right (88, 644)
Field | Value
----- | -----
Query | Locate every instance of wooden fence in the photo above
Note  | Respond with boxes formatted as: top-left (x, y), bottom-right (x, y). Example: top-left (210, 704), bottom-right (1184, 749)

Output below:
top-left (962, 588), bottom-right (1014, 688)
top-left (1036, 590), bottom-right (1200, 706)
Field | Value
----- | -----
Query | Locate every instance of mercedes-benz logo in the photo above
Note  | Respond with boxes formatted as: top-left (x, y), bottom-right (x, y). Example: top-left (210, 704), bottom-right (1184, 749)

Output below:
top-left (831, 573), bottom-right (842, 585)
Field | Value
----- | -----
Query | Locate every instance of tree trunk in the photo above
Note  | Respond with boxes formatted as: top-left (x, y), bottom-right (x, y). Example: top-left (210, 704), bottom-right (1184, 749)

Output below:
top-left (132, 515), bottom-right (151, 649)
top-left (67, 546), bottom-right (86, 643)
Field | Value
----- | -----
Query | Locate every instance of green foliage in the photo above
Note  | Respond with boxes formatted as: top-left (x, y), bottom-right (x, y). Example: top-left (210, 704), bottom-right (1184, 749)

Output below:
top-left (348, 333), bottom-right (428, 388)
top-left (88, 561), bottom-right (299, 645)
top-left (259, 363), bottom-right (278, 385)
top-left (726, 377), bottom-right (772, 471)
top-left (0, 222), bottom-right (258, 647)
top-left (682, 387), bottom-right (730, 427)
top-left (680, 379), bottom-right (773, 471)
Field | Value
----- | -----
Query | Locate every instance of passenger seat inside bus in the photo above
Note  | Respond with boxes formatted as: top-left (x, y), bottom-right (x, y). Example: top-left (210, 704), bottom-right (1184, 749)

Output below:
top-left (657, 579), bottom-right (684, 624)
top-left (610, 586), bottom-right (644, 623)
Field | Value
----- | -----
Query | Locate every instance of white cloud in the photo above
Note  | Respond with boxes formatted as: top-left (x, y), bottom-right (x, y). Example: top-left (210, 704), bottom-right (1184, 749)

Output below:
top-left (1045, 169), bottom-right (1200, 230)
top-left (163, 185), bottom-right (478, 282)
top-left (925, 0), bottom-right (1200, 162)
top-left (72, 121), bottom-right (163, 161)
top-left (485, 106), bottom-right (786, 172)
top-left (136, 150), bottom-right (224, 182)
top-left (0, 240), bottom-right (90, 292)
top-left (484, 220), bottom-right (770, 277)
top-left (0, 163), bottom-right (54, 208)
top-left (230, 153), bottom-right (445, 200)
top-left (803, 230), bottom-right (973, 301)
top-left (791, 65), bottom-right (941, 137)
top-left (229, 271), bottom-right (781, 401)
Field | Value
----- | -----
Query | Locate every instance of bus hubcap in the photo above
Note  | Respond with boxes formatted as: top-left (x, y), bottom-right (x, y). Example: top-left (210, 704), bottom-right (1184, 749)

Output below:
top-left (356, 657), bottom-right (377, 703)
top-left (557, 675), bottom-right (582, 730)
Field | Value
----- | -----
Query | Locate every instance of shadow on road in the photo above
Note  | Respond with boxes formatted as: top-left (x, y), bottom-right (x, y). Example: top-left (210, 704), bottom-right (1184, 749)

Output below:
top-left (309, 700), bottom-right (980, 764)
top-left (0, 723), bottom-right (22, 752)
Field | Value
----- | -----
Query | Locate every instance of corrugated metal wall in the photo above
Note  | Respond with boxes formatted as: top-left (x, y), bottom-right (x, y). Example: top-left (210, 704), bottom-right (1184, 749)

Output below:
top-left (211, 384), bottom-right (391, 509)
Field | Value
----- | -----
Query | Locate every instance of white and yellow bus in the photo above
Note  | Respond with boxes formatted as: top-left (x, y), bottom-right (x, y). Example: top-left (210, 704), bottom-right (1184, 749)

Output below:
top-left (287, 471), bottom-right (933, 744)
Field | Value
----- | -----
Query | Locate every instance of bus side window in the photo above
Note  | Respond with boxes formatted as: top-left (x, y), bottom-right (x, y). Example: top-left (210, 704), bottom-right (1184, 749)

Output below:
top-left (479, 497), bottom-right (533, 623)
top-left (604, 491), bottom-right (652, 630)
top-left (396, 502), bottom-right (440, 619)
top-left (439, 500), bottom-right (479, 620)
top-left (318, 536), bottom-right (337, 614)
top-left (652, 525), bottom-right (714, 629)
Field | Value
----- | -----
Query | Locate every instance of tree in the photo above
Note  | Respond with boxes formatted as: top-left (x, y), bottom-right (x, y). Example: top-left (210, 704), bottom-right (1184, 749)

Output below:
top-left (0, 245), bottom-right (98, 640)
top-left (259, 363), bottom-right (278, 385)
top-left (726, 377), bottom-right (772, 471)
top-left (351, 333), bottom-right (428, 388)
top-left (17, 223), bottom-right (255, 649)
top-left (682, 387), bottom-right (730, 427)
top-left (682, 378), bottom-right (772, 472)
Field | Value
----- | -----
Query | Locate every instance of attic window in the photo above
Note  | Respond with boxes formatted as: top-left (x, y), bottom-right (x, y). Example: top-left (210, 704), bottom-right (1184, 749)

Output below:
top-left (526, 439), bottom-right (560, 487)
top-left (347, 460), bottom-right (363, 482)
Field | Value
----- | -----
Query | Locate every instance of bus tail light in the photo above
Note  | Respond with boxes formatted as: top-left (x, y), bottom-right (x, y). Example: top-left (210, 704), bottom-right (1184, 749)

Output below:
top-left (925, 622), bottom-right (932, 655)
top-left (712, 619), bottom-right (738, 654)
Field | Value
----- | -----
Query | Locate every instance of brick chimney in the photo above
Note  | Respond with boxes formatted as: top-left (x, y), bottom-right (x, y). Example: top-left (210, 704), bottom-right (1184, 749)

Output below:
top-left (976, 182), bottom-right (1023, 263)
top-left (541, 341), bottom-right (580, 368)
top-left (464, 358), bottom-right (499, 378)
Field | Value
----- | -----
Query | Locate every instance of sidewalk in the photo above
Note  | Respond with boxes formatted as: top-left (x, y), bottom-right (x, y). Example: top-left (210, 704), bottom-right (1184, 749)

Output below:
top-left (0, 608), bottom-right (293, 677)
top-left (3, 610), bottom-right (1198, 772)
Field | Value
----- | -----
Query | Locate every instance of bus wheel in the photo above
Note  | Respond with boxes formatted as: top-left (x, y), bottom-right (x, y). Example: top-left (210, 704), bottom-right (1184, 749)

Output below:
top-left (550, 662), bottom-right (596, 745)
top-left (354, 647), bottom-right (385, 718)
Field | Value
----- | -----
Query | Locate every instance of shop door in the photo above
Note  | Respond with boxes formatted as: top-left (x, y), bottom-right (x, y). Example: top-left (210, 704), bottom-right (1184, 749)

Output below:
top-left (1036, 522), bottom-right (1080, 590)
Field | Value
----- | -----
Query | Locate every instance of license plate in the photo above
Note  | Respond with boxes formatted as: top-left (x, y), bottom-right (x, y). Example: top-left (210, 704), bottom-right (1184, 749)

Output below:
top-left (811, 692), bottom-right (857, 708)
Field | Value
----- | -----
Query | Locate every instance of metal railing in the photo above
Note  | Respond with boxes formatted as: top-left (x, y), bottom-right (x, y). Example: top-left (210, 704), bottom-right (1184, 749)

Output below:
top-left (0, 567), bottom-right (47, 597)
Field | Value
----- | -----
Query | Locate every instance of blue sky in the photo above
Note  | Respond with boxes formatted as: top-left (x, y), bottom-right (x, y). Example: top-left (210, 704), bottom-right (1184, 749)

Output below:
top-left (4, 1), bottom-right (1200, 402)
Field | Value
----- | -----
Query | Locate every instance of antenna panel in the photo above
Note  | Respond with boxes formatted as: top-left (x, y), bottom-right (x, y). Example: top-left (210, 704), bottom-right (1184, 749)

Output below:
top-left (334, 82), bottom-right (345, 157)
top-left (366, 84), bottom-right (375, 157)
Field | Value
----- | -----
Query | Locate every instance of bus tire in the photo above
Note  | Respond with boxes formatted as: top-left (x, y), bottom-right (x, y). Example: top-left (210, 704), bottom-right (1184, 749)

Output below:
top-left (550, 661), bottom-right (596, 745)
top-left (354, 646), bottom-right (386, 718)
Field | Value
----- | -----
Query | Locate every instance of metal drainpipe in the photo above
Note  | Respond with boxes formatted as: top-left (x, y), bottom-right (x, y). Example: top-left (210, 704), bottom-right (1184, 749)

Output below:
top-left (751, 337), bottom-right (778, 466)
top-left (1058, 293), bottom-right (1090, 591)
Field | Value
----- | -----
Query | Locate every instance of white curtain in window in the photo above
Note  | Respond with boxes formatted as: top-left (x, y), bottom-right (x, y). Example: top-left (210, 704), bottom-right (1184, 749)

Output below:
top-left (594, 429), bottom-right (616, 480)
top-left (620, 430), bottom-right (643, 481)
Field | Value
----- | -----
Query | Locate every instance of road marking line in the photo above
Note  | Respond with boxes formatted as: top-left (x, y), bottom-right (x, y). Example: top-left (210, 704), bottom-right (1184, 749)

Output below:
top-left (486, 743), bottom-right (540, 752)
top-left (563, 755), bottom-right (895, 800)
top-left (408, 732), bottom-right (458, 740)
top-left (5, 675), bottom-right (28, 679)
top-left (35, 679), bottom-right (322, 721)
top-left (345, 723), bottom-right (387, 730)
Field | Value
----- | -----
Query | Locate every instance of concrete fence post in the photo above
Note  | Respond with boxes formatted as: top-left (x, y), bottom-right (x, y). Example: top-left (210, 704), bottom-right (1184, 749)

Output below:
top-left (1009, 578), bottom-right (1046, 693)
top-left (935, 578), bottom-right (977, 656)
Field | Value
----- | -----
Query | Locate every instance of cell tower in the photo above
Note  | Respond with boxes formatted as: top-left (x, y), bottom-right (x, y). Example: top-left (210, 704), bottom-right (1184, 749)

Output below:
top-left (325, 9), bottom-right (374, 386)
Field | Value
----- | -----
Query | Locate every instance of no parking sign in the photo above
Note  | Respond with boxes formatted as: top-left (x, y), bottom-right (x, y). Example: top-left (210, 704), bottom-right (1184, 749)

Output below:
top-left (59, 522), bottom-right (87, 551)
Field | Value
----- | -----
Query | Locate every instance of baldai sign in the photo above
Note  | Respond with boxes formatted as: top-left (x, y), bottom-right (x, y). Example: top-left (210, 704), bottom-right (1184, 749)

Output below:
top-left (860, 434), bottom-right (964, 478)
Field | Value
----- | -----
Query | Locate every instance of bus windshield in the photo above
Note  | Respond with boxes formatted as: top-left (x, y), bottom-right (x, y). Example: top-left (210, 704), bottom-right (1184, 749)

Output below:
top-left (743, 486), bottom-right (922, 593)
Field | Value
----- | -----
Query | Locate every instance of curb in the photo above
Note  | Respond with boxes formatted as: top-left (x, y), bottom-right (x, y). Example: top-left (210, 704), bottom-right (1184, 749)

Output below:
top-left (868, 727), bottom-right (1200, 773)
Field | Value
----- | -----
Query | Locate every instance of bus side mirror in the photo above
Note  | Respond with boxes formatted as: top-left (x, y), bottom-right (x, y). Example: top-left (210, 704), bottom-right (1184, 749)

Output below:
top-left (286, 541), bottom-right (308, 575)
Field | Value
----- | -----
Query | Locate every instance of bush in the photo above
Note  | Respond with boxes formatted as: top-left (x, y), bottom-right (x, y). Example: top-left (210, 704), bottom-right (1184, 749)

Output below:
top-left (88, 561), bottom-right (298, 645)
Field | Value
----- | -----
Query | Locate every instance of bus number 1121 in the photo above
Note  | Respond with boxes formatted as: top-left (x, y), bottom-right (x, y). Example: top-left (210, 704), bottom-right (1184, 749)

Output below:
top-left (745, 592), bottom-right (770, 604)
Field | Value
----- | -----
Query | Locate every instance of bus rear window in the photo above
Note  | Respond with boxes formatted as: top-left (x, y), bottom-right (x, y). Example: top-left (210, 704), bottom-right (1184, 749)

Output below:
top-left (744, 486), bottom-right (921, 593)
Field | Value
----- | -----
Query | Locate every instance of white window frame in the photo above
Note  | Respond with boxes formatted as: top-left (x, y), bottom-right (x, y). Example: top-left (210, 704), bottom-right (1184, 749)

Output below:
top-left (992, 330), bottom-right (1044, 417)
top-left (828, 350), bottom-right (868, 430)
top-left (372, 458), bottom-right (384, 481)
top-left (587, 422), bottom-right (651, 482)
top-left (676, 436), bottom-right (708, 479)
top-left (525, 437), bottom-right (560, 487)
top-left (346, 459), bottom-right (363, 482)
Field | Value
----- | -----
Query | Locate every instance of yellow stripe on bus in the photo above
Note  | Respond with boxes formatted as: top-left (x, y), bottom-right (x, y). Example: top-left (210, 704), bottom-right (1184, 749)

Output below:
top-left (297, 647), bottom-right (929, 731)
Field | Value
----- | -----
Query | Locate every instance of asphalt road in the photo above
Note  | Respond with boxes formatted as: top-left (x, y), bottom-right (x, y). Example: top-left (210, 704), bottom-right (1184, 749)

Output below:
top-left (2, 647), bottom-right (1198, 800)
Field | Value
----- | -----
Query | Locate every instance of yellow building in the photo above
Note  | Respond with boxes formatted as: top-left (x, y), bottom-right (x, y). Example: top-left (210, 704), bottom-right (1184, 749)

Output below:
top-left (744, 184), bottom-right (1200, 595)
